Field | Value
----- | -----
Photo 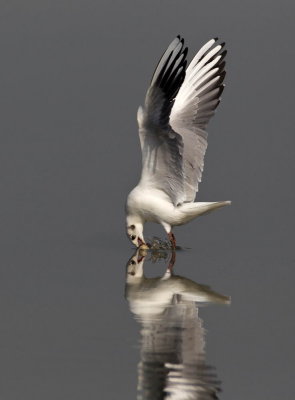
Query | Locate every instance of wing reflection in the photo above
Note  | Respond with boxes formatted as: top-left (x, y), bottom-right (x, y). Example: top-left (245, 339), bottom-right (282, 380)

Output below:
top-left (125, 249), bottom-right (230, 400)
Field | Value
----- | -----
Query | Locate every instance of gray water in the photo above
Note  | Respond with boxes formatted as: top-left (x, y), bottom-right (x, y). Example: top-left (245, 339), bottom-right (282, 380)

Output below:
top-left (0, 239), bottom-right (293, 399)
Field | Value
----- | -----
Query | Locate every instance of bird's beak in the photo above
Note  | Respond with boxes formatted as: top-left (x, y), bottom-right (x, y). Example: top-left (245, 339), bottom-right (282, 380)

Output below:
top-left (137, 246), bottom-right (148, 262)
top-left (137, 254), bottom-right (145, 263)
top-left (137, 237), bottom-right (144, 247)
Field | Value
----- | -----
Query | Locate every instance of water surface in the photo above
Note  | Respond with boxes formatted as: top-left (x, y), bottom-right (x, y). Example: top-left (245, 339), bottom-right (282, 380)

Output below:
top-left (0, 238), bottom-right (293, 399)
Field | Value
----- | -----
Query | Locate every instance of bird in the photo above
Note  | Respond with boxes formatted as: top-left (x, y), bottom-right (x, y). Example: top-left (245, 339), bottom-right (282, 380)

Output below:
top-left (126, 249), bottom-right (230, 316)
top-left (126, 35), bottom-right (231, 249)
top-left (125, 249), bottom-right (230, 399)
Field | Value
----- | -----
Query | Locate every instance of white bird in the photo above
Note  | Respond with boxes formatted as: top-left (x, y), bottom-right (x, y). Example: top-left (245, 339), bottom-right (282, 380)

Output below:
top-left (126, 36), bottom-right (231, 248)
top-left (125, 250), bottom-right (230, 399)
top-left (126, 249), bottom-right (230, 317)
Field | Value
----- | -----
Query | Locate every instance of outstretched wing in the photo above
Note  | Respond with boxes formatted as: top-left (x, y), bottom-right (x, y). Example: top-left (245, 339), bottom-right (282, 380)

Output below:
top-left (170, 38), bottom-right (226, 202)
top-left (137, 36), bottom-right (188, 205)
top-left (137, 37), bottom-right (226, 206)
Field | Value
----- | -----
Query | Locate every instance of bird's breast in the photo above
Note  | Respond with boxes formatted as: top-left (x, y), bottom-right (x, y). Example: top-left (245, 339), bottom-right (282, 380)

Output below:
top-left (127, 186), bottom-right (177, 224)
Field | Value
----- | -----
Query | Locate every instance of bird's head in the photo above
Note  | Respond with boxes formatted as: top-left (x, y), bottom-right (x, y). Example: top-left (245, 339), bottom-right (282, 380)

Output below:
top-left (126, 217), bottom-right (145, 247)
top-left (126, 249), bottom-right (146, 279)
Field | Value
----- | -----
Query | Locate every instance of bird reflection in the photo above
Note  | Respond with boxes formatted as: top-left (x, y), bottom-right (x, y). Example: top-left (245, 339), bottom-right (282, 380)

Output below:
top-left (125, 249), bottom-right (230, 400)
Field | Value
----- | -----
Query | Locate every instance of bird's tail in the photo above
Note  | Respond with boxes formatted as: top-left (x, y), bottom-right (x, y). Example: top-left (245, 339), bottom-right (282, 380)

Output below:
top-left (178, 201), bottom-right (231, 224)
top-left (180, 289), bottom-right (231, 305)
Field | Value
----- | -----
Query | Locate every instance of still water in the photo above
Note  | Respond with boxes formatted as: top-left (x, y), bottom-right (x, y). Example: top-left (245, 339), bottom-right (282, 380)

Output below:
top-left (0, 239), bottom-right (293, 399)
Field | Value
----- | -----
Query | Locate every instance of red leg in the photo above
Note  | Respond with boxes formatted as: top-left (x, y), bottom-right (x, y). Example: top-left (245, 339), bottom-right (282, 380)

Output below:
top-left (168, 232), bottom-right (176, 250)
top-left (167, 250), bottom-right (176, 272)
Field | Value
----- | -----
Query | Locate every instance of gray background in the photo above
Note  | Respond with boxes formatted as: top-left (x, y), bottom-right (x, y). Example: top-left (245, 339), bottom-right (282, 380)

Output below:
top-left (0, 0), bottom-right (294, 399)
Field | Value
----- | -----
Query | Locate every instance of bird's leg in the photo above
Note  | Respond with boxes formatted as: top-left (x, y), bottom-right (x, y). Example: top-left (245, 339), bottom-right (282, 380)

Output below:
top-left (167, 250), bottom-right (176, 273)
top-left (167, 231), bottom-right (176, 250)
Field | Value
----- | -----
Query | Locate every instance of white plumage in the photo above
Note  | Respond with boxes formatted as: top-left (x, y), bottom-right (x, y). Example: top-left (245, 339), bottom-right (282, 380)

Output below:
top-left (126, 36), bottom-right (231, 248)
top-left (125, 250), bottom-right (230, 399)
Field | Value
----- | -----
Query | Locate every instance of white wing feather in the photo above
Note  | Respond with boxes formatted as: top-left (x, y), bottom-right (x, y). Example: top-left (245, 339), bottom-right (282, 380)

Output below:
top-left (170, 39), bottom-right (226, 202)
top-left (137, 37), bottom-right (226, 205)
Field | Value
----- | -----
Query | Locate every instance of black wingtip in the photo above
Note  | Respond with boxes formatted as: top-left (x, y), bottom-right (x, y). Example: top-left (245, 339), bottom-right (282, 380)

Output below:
top-left (219, 49), bottom-right (227, 62)
top-left (218, 61), bottom-right (226, 73)
top-left (219, 84), bottom-right (225, 96)
top-left (219, 70), bottom-right (226, 81)
top-left (214, 37), bottom-right (219, 41)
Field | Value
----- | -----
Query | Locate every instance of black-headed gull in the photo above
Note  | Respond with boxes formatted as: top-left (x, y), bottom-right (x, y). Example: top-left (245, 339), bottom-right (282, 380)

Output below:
top-left (126, 249), bottom-right (230, 315)
top-left (125, 250), bottom-right (230, 398)
top-left (126, 36), bottom-right (231, 248)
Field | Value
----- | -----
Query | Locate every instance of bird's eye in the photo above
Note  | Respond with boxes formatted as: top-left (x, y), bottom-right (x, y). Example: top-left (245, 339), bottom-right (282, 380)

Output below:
top-left (130, 259), bottom-right (136, 265)
top-left (131, 235), bottom-right (136, 240)
top-left (130, 225), bottom-right (135, 230)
